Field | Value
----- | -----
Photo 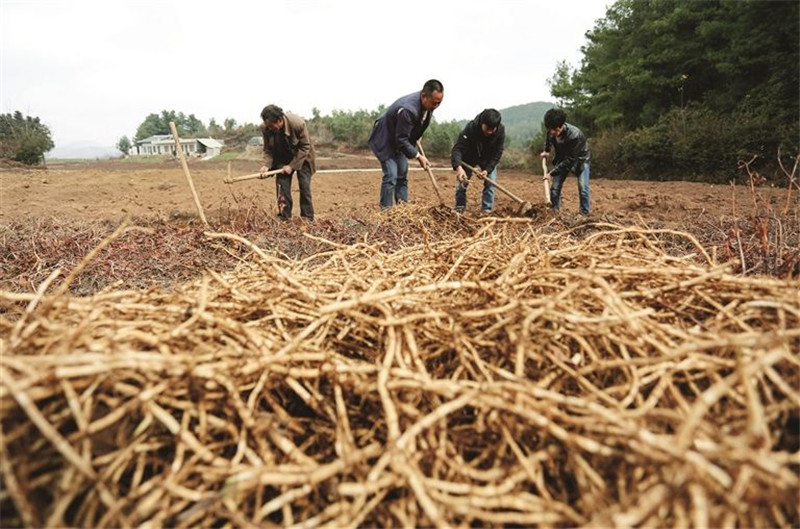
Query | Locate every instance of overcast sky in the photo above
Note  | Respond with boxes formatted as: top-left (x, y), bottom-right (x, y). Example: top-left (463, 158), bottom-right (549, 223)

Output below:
top-left (2, 0), bottom-right (611, 148)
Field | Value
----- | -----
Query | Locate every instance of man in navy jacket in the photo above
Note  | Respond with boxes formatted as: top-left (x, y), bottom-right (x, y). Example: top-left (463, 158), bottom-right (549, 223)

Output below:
top-left (451, 108), bottom-right (505, 213)
top-left (368, 79), bottom-right (444, 209)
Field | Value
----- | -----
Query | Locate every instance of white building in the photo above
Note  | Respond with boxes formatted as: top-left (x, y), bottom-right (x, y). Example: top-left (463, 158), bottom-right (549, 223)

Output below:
top-left (131, 135), bottom-right (224, 159)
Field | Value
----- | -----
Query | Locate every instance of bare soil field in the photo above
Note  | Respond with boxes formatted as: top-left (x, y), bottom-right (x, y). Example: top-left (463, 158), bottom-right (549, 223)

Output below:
top-left (0, 153), bottom-right (786, 225)
top-left (2, 152), bottom-right (797, 298)
top-left (1, 154), bottom-right (798, 528)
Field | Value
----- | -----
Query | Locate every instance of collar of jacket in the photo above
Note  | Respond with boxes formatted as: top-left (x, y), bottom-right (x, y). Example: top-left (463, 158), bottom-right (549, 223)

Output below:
top-left (280, 113), bottom-right (292, 138)
top-left (402, 91), bottom-right (423, 120)
top-left (418, 93), bottom-right (431, 120)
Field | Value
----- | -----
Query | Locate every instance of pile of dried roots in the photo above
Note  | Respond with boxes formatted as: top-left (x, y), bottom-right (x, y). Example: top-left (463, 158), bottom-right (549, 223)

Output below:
top-left (1, 206), bottom-right (799, 528)
top-left (0, 203), bottom-right (478, 296)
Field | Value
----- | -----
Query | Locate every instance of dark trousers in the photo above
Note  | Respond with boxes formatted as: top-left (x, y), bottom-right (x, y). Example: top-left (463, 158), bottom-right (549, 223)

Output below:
top-left (275, 161), bottom-right (314, 220)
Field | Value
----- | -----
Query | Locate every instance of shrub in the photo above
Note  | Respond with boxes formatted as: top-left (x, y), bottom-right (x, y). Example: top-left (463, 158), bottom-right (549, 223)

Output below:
top-left (424, 121), bottom-right (461, 158)
top-left (586, 127), bottom-right (629, 178)
top-left (0, 111), bottom-right (54, 165)
top-left (610, 106), bottom-right (795, 183)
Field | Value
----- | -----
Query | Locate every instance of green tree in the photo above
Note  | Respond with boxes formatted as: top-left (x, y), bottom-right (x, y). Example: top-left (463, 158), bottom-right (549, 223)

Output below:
top-left (208, 118), bottom-right (222, 136)
top-left (160, 110), bottom-right (180, 134)
top-left (551, 0), bottom-right (799, 180)
top-left (184, 114), bottom-right (206, 136)
top-left (424, 120), bottom-right (462, 158)
top-left (217, 122), bottom-right (261, 151)
top-left (116, 135), bottom-right (132, 156)
top-left (133, 110), bottom-right (209, 141)
top-left (317, 107), bottom-right (385, 148)
top-left (556, 0), bottom-right (798, 131)
top-left (0, 111), bottom-right (54, 165)
top-left (134, 113), bottom-right (168, 141)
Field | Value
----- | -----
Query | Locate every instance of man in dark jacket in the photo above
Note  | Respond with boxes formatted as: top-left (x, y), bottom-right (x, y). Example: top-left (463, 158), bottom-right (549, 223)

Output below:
top-left (451, 108), bottom-right (505, 213)
top-left (540, 107), bottom-right (591, 215)
top-left (260, 104), bottom-right (316, 221)
top-left (368, 79), bottom-right (444, 209)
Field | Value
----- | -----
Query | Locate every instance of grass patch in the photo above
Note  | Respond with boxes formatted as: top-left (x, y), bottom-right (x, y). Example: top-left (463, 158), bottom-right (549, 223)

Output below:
top-left (117, 155), bottom-right (173, 164)
top-left (213, 152), bottom-right (241, 161)
top-left (44, 157), bottom-right (120, 164)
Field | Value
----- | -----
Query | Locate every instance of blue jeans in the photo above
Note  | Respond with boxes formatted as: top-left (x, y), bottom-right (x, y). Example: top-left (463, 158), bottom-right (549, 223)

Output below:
top-left (454, 168), bottom-right (497, 212)
top-left (550, 163), bottom-right (590, 214)
top-left (379, 154), bottom-right (409, 209)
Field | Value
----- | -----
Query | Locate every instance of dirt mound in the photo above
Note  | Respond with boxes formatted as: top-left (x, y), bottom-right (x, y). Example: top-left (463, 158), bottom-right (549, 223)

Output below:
top-left (0, 158), bottom-right (45, 170)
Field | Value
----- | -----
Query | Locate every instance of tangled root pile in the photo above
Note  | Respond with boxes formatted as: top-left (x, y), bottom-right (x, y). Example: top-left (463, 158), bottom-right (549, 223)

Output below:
top-left (1, 206), bottom-right (798, 528)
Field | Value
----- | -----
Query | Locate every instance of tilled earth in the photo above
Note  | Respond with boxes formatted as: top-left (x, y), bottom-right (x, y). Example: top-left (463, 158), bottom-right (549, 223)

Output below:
top-left (1, 153), bottom-right (795, 295)
top-left (1, 154), bottom-right (786, 224)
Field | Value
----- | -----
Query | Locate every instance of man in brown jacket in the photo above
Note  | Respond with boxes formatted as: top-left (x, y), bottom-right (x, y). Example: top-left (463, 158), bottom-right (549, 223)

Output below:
top-left (260, 104), bottom-right (316, 221)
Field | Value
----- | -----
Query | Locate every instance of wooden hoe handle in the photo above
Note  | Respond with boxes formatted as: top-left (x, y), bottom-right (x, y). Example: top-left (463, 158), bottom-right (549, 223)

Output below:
top-left (416, 141), bottom-right (445, 205)
top-left (224, 168), bottom-right (283, 184)
top-left (541, 158), bottom-right (552, 205)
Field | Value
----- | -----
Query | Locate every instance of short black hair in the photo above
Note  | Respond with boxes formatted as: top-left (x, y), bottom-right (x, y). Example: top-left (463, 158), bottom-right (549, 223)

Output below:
top-left (544, 108), bottom-right (567, 130)
top-left (261, 104), bottom-right (284, 123)
top-left (422, 79), bottom-right (444, 95)
top-left (479, 108), bottom-right (502, 129)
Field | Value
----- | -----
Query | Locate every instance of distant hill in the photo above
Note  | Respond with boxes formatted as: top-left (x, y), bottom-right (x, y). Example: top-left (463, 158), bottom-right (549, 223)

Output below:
top-left (45, 141), bottom-right (121, 160)
top-left (500, 102), bottom-right (555, 147)
top-left (452, 101), bottom-right (555, 148)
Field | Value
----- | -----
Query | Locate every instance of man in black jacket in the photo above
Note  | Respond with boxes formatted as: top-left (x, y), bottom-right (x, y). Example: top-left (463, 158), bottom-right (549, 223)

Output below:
top-left (540, 108), bottom-right (591, 215)
top-left (451, 108), bottom-right (505, 213)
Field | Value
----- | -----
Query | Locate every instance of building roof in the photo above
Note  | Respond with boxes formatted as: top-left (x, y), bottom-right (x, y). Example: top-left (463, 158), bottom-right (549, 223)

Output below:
top-left (136, 135), bottom-right (223, 146)
top-left (136, 135), bottom-right (173, 145)
top-left (197, 138), bottom-right (223, 148)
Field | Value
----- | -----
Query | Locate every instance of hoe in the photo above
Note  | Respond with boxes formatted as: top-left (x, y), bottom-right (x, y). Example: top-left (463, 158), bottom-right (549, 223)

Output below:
top-left (223, 168), bottom-right (283, 184)
top-left (458, 161), bottom-right (534, 216)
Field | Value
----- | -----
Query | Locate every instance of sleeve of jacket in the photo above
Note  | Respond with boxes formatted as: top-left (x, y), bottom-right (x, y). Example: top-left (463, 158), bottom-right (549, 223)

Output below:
top-left (395, 108), bottom-right (419, 159)
top-left (484, 127), bottom-right (505, 175)
top-left (289, 118), bottom-right (312, 171)
top-left (450, 125), bottom-right (470, 169)
top-left (261, 126), bottom-right (274, 168)
top-left (543, 133), bottom-right (552, 154)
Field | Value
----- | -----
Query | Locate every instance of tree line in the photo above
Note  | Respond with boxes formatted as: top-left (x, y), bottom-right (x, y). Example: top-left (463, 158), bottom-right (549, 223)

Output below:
top-left (115, 111), bottom-right (261, 156)
top-left (549, 0), bottom-right (799, 182)
top-left (306, 107), bottom-right (465, 160)
top-left (115, 107), bottom-right (470, 162)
